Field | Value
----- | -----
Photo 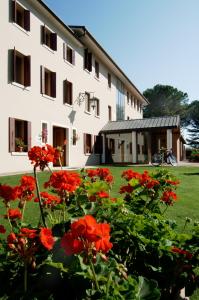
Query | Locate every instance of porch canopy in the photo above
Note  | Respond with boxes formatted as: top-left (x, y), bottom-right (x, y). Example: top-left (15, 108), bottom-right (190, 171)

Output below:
top-left (100, 115), bottom-right (185, 164)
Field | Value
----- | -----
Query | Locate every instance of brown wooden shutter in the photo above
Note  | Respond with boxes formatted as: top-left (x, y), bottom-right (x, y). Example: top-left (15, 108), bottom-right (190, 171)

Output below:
top-left (63, 80), bottom-right (67, 103)
top-left (63, 43), bottom-right (66, 60)
top-left (12, 0), bottom-right (16, 23)
top-left (41, 25), bottom-right (46, 44)
top-left (51, 33), bottom-right (57, 51)
top-left (70, 82), bottom-right (73, 105)
top-left (72, 50), bottom-right (75, 65)
top-left (27, 121), bottom-right (31, 151)
top-left (40, 66), bottom-right (45, 94)
top-left (24, 10), bottom-right (30, 31)
top-left (84, 133), bottom-right (87, 154)
top-left (88, 52), bottom-right (92, 72)
top-left (9, 117), bottom-right (15, 152)
top-left (24, 55), bottom-right (31, 87)
top-left (12, 48), bottom-right (16, 83)
top-left (51, 72), bottom-right (56, 98)
top-left (84, 49), bottom-right (88, 69)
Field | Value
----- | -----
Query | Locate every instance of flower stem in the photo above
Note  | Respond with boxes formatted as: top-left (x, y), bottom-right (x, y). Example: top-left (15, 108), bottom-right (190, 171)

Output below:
top-left (89, 258), bottom-right (100, 292)
top-left (162, 205), bottom-right (168, 215)
top-left (21, 200), bottom-right (27, 222)
top-left (106, 271), bottom-right (112, 298)
top-left (33, 166), bottom-right (46, 227)
top-left (6, 208), bottom-right (13, 231)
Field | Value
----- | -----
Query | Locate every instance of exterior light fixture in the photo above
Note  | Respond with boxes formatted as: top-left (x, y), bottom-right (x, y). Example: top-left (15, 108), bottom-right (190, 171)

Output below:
top-left (78, 92), bottom-right (97, 110)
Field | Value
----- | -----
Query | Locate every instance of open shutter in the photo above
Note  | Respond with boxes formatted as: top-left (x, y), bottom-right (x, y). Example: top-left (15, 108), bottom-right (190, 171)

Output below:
top-left (63, 43), bottom-right (66, 60)
top-left (27, 121), bottom-right (31, 151)
top-left (9, 117), bottom-right (15, 152)
top-left (84, 49), bottom-right (88, 69)
top-left (40, 66), bottom-right (45, 94)
top-left (12, 48), bottom-right (16, 83)
top-left (24, 55), bottom-right (31, 87)
top-left (24, 10), bottom-right (30, 31)
top-left (12, 0), bottom-right (17, 23)
top-left (51, 33), bottom-right (57, 51)
top-left (91, 135), bottom-right (94, 153)
top-left (72, 50), bottom-right (75, 65)
top-left (88, 52), bottom-right (92, 72)
top-left (84, 134), bottom-right (87, 154)
top-left (63, 80), bottom-right (67, 103)
top-left (70, 82), bottom-right (73, 105)
top-left (51, 72), bottom-right (56, 98)
top-left (41, 25), bottom-right (46, 44)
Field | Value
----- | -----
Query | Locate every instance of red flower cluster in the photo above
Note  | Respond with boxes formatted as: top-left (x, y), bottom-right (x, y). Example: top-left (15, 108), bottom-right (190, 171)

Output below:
top-left (122, 169), bottom-right (141, 181)
top-left (161, 190), bottom-right (177, 206)
top-left (171, 247), bottom-right (193, 259)
top-left (39, 228), bottom-right (55, 250)
top-left (17, 175), bottom-right (35, 201)
top-left (86, 168), bottom-right (114, 184)
top-left (34, 192), bottom-right (61, 209)
top-left (165, 179), bottom-right (180, 186)
top-left (44, 171), bottom-right (81, 195)
top-left (121, 170), bottom-right (159, 190)
top-left (5, 208), bottom-right (22, 220)
top-left (119, 184), bottom-right (134, 194)
top-left (89, 191), bottom-right (110, 202)
top-left (0, 184), bottom-right (19, 205)
top-left (28, 144), bottom-right (60, 170)
top-left (0, 225), bottom-right (6, 234)
top-left (61, 215), bottom-right (112, 258)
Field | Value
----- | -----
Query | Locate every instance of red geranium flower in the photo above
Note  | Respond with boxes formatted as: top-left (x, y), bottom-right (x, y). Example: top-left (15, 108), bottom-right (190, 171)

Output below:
top-left (96, 191), bottom-right (109, 199)
top-left (119, 184), bottom-right (134, 194)
top-left (161, 190), bottom-right (177, 206)
top-left (95, 223), bottom-right (113, 253)
top-left (61, 232), bottom-right (84, 255)
top-left (35, 192), bottom-right (61, 208)
top-left (17, 175), bottom-right (35, 201)
top-left (171, 246), bottom-right (193, 259)
top-left (165, 179), bottom-right (180, 186)
top-left (122, 169), bottom-right (141, 181)
top-left (5, 208), bottom-right (22, 220)
top-left (0, 184), bottom-right (19, 204)
top-left (19, 228), bottom-right (37, 239)
top-left (40, 228), bottom-right (55, 250)
top-left (0, 225), bottom-right (6, 234)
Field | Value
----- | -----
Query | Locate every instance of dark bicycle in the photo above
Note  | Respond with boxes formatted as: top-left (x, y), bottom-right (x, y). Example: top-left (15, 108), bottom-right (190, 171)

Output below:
top-left (151, 150), bottom-right (177, 166)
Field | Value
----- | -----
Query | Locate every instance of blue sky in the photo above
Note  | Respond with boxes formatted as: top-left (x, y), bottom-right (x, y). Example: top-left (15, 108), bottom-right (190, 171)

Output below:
top-left (44, 0), bottom-right (199, 103)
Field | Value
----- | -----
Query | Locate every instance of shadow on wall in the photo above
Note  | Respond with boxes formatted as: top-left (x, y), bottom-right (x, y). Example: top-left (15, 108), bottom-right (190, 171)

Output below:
top-left (85, 154), bottom-right (101, 166)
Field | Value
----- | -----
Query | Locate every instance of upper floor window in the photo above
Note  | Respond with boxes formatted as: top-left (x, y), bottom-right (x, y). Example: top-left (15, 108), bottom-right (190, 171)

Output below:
top-left (95, 61), bottom-right (99, 78)
top-left (12, 48), bottom-right (31, 87)
top-left (9, 117), bottom-right (31, 152)
top-left (127, 92), bottom-right (129, 104)
top-left (12, 0), bottom-right (30, 31)
top-left (108, 73), bottom-right (111, 88)
top-left (41, 66), bottom-right (56, 98)
top-left (108, 105), bottom-right (112, 121)
top-left (85, 92), bottom-right (91, 113)
top-left (130, 95), bottom-right (133, 106)
top-left (63, 80), bottom-right (73, 105)
top-left (41, 25), bottom-right (57, 51)
top-left (84, 48), bottom-right (92, 72)
top-left (63, 44), bottom-right (75, 65)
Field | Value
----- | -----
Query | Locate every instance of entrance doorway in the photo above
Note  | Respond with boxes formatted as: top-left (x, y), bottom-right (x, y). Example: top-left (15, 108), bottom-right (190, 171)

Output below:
top-left (53, 126), bottom-right (68, 167)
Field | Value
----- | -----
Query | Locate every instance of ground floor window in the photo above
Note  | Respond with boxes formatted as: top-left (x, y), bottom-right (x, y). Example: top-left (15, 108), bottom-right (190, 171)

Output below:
top-left (9, 117), bottom-right (31, 152)
top-left (84, 133), bottom-right (92, 154)
top-left (109, 138), bottom-right (115, 154)
top-left (41, 122), bottom-right (48, 144)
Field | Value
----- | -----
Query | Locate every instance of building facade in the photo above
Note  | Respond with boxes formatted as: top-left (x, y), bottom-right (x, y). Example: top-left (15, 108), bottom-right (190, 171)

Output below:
top-left (0, 0), bottom-right (149, 174)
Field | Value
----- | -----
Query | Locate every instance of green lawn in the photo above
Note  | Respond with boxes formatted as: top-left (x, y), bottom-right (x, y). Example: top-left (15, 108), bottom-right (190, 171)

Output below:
top-left (0, 165), bottom-right (199, 299)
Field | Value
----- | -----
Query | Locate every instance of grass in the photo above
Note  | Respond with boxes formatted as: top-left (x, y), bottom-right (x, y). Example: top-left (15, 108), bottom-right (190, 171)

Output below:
top-left (0, 165), bottom-right (199, 299)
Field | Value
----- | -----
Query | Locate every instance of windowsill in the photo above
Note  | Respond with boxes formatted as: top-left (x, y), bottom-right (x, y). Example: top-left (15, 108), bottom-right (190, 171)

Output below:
top-left (64, 59), bottom-right (74, 67)
top-left (42, 93), bottom-right (55, 101)
top-left (94, 76), bottom-right (100, 81)
top-left (13, 22), bottom-right (30, 35)
top-left (95, 115), bottom-right (100, 119)
top-left (42, 44), bottom-right (55, 54)
top-left (84, 68), bottom-right (91, 75)
top-left (84, 110), bottom-right (91, 115)
top-left (108, 86), bottom-right (111, 90)
top-left (11, 81), bottom-right (31, 91)
top-left (64, 103), bottom-right (73, 108)
top-left (85, 153), bottom-right (92, 156)
top-left (11, 152), bottom-right (28, 156)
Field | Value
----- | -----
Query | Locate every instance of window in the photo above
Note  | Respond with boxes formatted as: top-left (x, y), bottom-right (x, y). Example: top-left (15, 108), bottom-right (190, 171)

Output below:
top-left (127, 92), bottom-right (129, 104)
top-left (9, 117), bottom-right (31, 152)
top-left (63, 44), bottom-right (75, 65)
top-left (127, 116), bottom-right (130, 120)
top-left (108, 106), bottom-right (112, 121)
top-left (108, 73), bottom-right (111, 88)
top-left (95, 99), bottom-right (100, 116)
top-left (72, 129), bottom-right (77, 146)
top-left (137, 100), bottom-right (139, 111)
top-left (41, 25), bottom-right (57, 51)
top-left (134, 98), bottom-right (136, 108)
top-left (95, 61), bottom-right (99, 78)
top-left (85, 92), bottom-right (91, 112)
top-left (131, 95), bottom-right (133, 106)
top-left (94, 135), bottom-right (102, 154)
top-left (63, 80), bottom-right (73, 105)
top-left (12, 0), bottom-right (30, 31)
top-left (12, 48), bottom-right (31, 87)
top-left (84, 133), bottom-right (92, 154)
top-left (84, 48), bottom-right (92, 72)
top-left (41, 122), bottom-right (48, 144)
top-left (109, 139), bottom-right (115, 154)
top-left (41, 66), bottom-right (56, 98)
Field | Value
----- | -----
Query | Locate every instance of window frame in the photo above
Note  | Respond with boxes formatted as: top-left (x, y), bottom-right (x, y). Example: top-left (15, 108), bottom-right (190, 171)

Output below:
top-left (12, 0), bottom-right (30, 32)
top-left (84, 133), bottom-right (93, 154)
top-left (41, 66), bottom-right (56, 98)
top-left (41, 25), bottom-right (57, 51)
top-left (9, 117), bottom-right (31, 153)
top-left (63, 43), bottom-right (75, 65)
top-left (12, 48), bottom-right (31, 87)
top-left (63, 79), bottom-right (73, 105)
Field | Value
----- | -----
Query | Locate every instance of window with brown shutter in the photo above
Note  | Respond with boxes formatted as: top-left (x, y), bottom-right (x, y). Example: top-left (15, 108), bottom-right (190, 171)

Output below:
top-left (84, 133), bottom-right (92, 154)
top-left (12, 49), bottom-right (31, 87)
top-left (41, 66), bottom-right (56, 98)
top-left (95, 99), bottom-right (100, 116)
top-left (127, 92), bottom-right (129, 104)
top-left (84, 48), bottom-right (92, 71)
top-left (130, 95), bottom-right (133, 106)
top-left (94, 135), bottom-right (102, 154)
top-left (64, 80), bottom-right (73, 105)
top-left (108, 73), bottom-right (111, 88)
top-left (12, 1), bottom-right (30, 31)
top-left (42, 25), bottom-right (57, 51)
top-left (95, 61), bottom-right (99, 78)
top-left (85, 92), bottom-right (91, 112)
top-left (9, 117), bottom-right (31, 152)
top-left (108, 105), bottom-right (112, 121)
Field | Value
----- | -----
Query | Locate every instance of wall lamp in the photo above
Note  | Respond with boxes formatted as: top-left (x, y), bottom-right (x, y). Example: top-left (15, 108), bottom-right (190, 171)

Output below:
top-left (78, 92), bottom-right (98, 110)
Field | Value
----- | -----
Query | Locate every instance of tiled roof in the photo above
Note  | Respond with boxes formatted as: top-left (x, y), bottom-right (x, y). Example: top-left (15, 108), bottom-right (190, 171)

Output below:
top-left (100, 115), bottom-right (180, 133)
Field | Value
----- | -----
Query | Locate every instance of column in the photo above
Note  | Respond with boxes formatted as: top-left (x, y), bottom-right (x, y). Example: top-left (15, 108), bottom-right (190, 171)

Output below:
top-left (166, 129), bottom-right (172, 150)
top-left (131, 131), bottom-right (137, 163)
top-left (176, 137), bottom-right (180, 162)
top-left (146, 132), bottom-right (152, 164)
top-left (101, 134), bottom-right (106, 164)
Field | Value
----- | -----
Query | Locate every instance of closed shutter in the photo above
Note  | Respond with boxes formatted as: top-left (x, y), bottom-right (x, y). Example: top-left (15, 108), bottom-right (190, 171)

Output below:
top-left (83, 133), bottom-right (87, 154)
top-left (24, 10), bottom-right (30, 31)
top-left (27, 121), bottom-right (31, 151)
top-left (12, 48), bottom-right (16, 83)
top-left (84, 49), bottom-right (88, 69)
top-left (72, 50), bottom-right (75, 65)
top-left (88, 52), bottom-right (92, 72)
top-left (9, 117), bottom-right (15, 152)
top-left (40, 66), bottom-right (45, 94)
top-left (63, 43), bottom-right (66, 60)
top-left (51, 33), bottom-right (57, 51)
top-left (41, 25), bottom-right (46, 44)
top-left (51, 72), bottom-right (56, 98)
top-left (12, 0), bottom-right (16, 23)
top-left (24, 55), bottom-right (31, 87)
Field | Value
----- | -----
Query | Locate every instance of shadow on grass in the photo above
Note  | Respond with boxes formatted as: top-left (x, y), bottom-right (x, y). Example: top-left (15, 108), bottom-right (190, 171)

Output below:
top-left (183, 173), bottom-right (199, 176)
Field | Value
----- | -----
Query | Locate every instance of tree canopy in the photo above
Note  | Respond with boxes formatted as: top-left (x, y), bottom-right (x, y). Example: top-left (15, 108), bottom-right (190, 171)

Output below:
top-left (143, 84), bottom-right (189, 122)
top-left (185, 100), bottom-right (199, 148)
